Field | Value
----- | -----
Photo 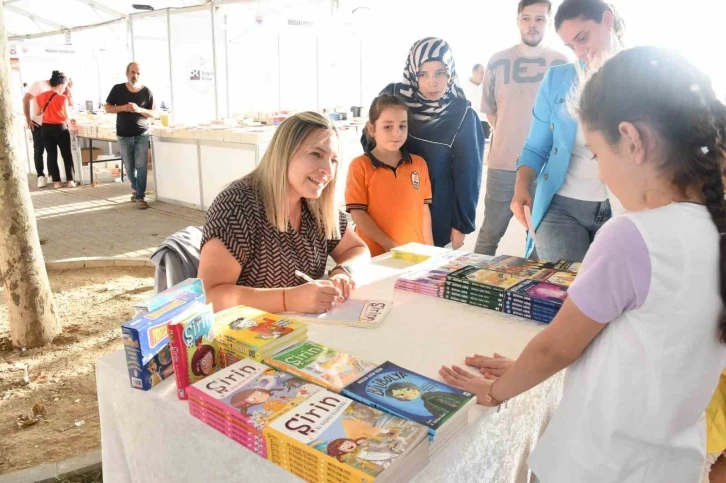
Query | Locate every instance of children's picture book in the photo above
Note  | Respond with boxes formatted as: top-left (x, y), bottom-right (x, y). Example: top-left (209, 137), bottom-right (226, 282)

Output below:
top-left (343, 361), bottom-right (474, 436)
top-left (291, 300), bottom-right (392, 328)
top-left (213, 305), bottom-right (307, 360)
top-left (264, 388), bottom-right (429, 481)
top-left (265, 341), bottom-right (378, 392)
top-left (186, 358), bottom-right (324, 433)
top-left (121, 290), bottom-right (205, 390)
top-left (167, 303), bottom-right (220, 400)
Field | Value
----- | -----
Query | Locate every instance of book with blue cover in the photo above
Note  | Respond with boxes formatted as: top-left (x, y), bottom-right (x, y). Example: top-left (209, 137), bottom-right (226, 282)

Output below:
top-left (343, 361), bottom-right (474, 438)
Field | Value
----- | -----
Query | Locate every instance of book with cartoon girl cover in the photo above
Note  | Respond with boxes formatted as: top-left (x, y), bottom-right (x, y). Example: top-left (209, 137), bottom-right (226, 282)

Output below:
top-left (343, 361), bottom-right (474, 436)
top-left (168, 303), bottom-right (220, 400)
top-left (264, 389), bottom-right (428, 480)
top-left (186, 358), bottom-right (324, 433)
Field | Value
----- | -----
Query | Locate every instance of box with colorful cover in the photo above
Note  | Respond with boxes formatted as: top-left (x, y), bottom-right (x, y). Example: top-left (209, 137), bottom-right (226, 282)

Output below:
top-left (122, 290), bottom-right (205, 390)
top-left (133, 278), bottom-right (205, 316)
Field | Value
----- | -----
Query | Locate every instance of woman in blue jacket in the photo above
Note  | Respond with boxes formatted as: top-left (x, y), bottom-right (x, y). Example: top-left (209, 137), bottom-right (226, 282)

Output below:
top-left (363, 37), bottom-right (484, 249)
top-left (511, 0), bottom-right (625, 262)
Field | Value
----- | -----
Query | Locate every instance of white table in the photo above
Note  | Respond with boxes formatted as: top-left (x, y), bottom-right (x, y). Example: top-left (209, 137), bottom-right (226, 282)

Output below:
top-left (97, 255), bottom-right (563, 483)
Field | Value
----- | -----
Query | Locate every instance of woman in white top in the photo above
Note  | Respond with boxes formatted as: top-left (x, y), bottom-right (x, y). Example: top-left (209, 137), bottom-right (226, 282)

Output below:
top-left (510, 0), bottom-right (625, 262)
top-left (441, 46), bottom-right (726, 483)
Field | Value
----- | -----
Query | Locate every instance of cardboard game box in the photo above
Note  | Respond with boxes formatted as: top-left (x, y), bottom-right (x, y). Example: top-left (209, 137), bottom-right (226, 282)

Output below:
top-left (122, 290), bottom-right (205, 390)
top-left (133, 278), bottom-right (205, 316)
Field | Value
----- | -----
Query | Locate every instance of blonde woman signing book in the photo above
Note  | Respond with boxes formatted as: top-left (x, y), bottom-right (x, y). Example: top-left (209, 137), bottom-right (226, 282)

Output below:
top-left (198, 113), bottom-right (370, 315)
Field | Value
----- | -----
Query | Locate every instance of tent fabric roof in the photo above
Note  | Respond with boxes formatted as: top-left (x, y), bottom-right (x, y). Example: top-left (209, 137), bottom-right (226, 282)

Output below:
top-left (4, 0), bottom-right (207, 38)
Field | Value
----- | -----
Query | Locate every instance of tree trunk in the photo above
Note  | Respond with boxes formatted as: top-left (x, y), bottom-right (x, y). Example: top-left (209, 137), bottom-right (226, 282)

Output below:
top-left (0, 7), bottom-right (61, 348)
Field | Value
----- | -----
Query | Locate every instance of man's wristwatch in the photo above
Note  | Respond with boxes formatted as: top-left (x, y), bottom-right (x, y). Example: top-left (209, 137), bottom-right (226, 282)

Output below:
top-left (329, 264), bottom-right (354, 278)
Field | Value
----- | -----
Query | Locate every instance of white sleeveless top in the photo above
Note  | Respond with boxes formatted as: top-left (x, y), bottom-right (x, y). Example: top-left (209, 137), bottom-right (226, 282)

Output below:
top-left (529, 203), bottom-right (725, 482)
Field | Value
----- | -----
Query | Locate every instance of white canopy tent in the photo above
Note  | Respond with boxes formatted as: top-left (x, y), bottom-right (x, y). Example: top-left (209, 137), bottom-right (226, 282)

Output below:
top-left (5, 0), bottom-right (208, 41)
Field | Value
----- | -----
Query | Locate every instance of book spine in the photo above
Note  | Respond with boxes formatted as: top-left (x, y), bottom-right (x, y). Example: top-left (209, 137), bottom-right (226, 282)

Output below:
top-left (505, 292), bottom-right (563, 311)
top-left (445, 282), bottom-right (505, 303)
top-left (264, 427), bottom-right (370, 483)
top-left (187, 391), bottom-right (259, 431)
top-left (217, 340), bottom-right (259, 361)
top-left (121, 327), bottom-right (148, 390)
top-left (168, 323), bottom-right (189, 400)
top-left (501, 307), bottom-right (555, 323)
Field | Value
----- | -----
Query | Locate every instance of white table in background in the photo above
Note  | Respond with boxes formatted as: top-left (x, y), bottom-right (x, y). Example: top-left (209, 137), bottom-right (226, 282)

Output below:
top-left (97, 255), bottom-right (563, 483)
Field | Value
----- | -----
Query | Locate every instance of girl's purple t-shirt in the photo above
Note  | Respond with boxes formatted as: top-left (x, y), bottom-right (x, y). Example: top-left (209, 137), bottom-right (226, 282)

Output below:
top-left (567, 216), bottom-right (652, 323)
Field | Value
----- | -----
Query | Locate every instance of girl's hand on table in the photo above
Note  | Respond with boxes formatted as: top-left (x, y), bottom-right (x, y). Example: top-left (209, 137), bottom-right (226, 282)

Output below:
top-left (465, 353), bottom-right (515, 378)
top-left (439, 365), bottom-right (498, 407)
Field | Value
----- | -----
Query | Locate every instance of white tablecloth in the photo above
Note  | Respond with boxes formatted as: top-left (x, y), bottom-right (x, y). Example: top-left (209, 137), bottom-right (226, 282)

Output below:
top-left (97, 255), bottom-right (564, 483)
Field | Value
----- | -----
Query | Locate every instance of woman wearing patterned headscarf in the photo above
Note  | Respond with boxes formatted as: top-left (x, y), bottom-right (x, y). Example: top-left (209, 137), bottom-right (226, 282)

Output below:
top-left (362, 37), bottom-right (485, 249)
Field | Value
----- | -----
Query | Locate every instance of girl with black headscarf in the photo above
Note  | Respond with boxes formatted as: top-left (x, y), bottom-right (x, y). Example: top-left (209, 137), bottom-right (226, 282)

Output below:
top-left (362, 37), bottom-right (485, 249)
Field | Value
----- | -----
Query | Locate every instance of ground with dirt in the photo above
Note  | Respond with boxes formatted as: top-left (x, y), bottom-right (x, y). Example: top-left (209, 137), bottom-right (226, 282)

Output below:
top-left (0, 266), bottom-right (155, 475)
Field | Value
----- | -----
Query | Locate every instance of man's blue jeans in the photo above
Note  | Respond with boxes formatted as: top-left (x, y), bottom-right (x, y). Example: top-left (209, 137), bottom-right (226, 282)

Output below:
top-left (118, 134), bottom-right (150, 201)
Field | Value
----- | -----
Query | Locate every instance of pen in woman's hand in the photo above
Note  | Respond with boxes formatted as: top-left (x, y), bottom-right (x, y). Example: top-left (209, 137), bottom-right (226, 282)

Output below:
top-left (294, 270), bottom-right (344, 303)
top-left (294, 270), bottom-right (316, 284)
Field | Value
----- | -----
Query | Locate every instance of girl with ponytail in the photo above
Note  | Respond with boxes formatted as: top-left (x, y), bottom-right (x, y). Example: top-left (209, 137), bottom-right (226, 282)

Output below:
top-left (441, 46), bottom-right (725, 482)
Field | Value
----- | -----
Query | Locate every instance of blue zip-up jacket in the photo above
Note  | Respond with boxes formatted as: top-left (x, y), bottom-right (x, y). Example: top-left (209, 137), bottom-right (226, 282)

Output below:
top-left (516, 63), bottom-right (580, 257)
top-left (362, 83), bottom-right (485, 247)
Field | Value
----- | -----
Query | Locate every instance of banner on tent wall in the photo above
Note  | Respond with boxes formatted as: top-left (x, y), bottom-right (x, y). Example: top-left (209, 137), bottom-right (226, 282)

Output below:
top-left (187, 56), bottom-right (214, 93)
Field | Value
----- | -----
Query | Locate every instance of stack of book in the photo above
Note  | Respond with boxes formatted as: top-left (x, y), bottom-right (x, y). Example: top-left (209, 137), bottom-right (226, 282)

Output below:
top-left (441, 255), bottom-right (574, 323)
top-left (502, 279), bottom-right (568, 323)
top-left (265, 340), bottom-right (379, 393)
top-left (264, 388), bottom-right (430, 483)
top-left (394, 252), bottom-right (494, 298)
top-left (187, 359), bottom-right (323, 458)
top-left (189, 358), bottom-right (430, 482)
top-left (213, 305), bottom-right (308, 364)
top-left (343, 361), bottom-right (475, 457)
top-left (390, 243), bottom-right (451, 264)
top-left (445, 266), bottom-right (525, 312)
